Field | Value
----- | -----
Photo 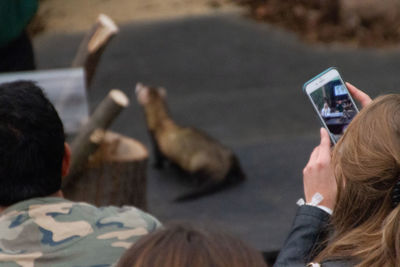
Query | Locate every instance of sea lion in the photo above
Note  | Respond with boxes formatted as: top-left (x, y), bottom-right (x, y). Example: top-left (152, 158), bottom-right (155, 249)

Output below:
top-left (135, 83), bottom-right (246, 201)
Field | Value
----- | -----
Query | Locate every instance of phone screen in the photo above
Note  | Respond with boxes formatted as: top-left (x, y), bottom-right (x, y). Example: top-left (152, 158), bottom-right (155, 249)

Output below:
top-left (305, 68), bottom-right (359, 143)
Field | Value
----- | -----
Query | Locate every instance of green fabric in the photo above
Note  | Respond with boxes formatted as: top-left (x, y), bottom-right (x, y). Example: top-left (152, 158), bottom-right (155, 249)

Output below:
top-left (0, 197), bottom-right (161, 266)
top-left (0, 0), bottom-right (38, 48)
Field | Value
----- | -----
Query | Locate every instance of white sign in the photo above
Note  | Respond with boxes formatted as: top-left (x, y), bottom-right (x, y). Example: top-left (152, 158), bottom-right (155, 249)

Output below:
top-left (0, 68), bottom-right (89, 135)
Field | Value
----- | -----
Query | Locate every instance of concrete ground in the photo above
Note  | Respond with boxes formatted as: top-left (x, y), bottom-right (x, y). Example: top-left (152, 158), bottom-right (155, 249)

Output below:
top-left (34, 12), bottom-right (400, 253)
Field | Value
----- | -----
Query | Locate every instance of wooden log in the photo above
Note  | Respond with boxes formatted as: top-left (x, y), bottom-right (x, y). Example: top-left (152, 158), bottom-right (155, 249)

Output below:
top-left (72, 14), bottom-right (119, 87)
top-left (63, 89), bottom-right (129, 188)
top-left (63, 131), bottom-right (149, 210)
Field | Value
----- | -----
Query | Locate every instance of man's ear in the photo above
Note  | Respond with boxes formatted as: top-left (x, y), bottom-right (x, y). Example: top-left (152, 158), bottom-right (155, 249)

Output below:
top-left (62, 143), bottom-right (71, 177)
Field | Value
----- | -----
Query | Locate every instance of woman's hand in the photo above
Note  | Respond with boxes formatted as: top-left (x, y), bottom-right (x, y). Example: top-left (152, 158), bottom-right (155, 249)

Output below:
top-left (302, 83), bottom-right (371, 211)
top-left (303, 128), bottom-right (336, 210)
top-left (346, 82), bottom-right (372, 108)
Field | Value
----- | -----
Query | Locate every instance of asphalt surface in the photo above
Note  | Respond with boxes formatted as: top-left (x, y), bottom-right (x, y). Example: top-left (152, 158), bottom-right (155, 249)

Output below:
top-left (34, 12), bottom-right (400, 252)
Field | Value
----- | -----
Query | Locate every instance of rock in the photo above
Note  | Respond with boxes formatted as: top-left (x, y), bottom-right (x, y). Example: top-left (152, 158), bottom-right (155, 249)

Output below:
top-left (340, 0), bottom-right (400, 25)
top-left (255, 5), bottom-right (274, 19)
top-left (240, 0), bottom-right (400, 46)
top-left (208, 0), bottom-right (221, 8)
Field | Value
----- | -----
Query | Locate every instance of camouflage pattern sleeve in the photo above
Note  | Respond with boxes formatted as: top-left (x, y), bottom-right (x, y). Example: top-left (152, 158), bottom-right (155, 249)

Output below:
top-left (0, 197), bottom-right (162, 267)
top-left (96, 205), bottom-right (162, 249)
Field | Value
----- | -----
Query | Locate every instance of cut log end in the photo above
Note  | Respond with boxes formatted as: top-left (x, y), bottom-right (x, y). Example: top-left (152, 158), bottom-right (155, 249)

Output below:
top-left (109, 89), bottom-right (130, 107)
top-left (91, 131), bottom-right (148, 163)
top-left (98, 14), bottom-right (119, 34)
top-left (88, 14), bottom-right (119, 53)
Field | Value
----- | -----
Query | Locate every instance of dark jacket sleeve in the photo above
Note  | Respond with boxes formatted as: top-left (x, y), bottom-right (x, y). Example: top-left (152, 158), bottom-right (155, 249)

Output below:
top-left (274, 205), bottom-right (331, 267)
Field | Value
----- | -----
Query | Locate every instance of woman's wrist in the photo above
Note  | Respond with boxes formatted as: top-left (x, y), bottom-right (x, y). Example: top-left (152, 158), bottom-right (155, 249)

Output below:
top-left (297, 192), bottom-right (333, 215)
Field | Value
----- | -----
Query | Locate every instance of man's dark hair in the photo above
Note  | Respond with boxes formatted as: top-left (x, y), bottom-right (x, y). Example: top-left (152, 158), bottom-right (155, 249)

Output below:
top-left (0, 81), bottom-right (65, 206)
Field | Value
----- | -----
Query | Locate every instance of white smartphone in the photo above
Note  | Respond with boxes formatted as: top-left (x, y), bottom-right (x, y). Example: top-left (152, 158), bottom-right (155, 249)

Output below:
top-left (303, 67), bottom-right (359, 144)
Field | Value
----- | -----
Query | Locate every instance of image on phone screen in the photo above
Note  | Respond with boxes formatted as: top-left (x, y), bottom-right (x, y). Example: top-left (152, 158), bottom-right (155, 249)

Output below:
top-left (309, 77), bottom-right (358, 143)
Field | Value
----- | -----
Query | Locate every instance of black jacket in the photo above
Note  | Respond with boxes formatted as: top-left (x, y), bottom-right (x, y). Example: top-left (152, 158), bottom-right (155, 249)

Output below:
top-left (273, 205), bottom-right (354, 267)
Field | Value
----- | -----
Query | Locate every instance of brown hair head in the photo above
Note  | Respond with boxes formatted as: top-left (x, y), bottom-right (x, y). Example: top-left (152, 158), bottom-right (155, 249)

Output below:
top-left (116, 222), bottom-right (268, 267)
top-left (316, 94), bottom-right (400, 266)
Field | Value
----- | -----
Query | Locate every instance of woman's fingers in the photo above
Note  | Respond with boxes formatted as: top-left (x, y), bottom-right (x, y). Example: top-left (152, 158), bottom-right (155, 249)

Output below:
top-left (318, 128), bottom-right (331, 163)
top-left (346, 82), bottom-right (372, 107)
top-left (302, 128), bottom-right (336, 210)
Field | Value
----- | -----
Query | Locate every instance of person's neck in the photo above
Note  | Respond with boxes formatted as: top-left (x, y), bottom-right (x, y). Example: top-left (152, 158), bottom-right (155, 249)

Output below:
top-left (0, 190), bottom-right (64, 214)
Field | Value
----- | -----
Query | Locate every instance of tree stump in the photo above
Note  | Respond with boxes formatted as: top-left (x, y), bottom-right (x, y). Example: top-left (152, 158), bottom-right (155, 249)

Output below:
top-left (63, 89), bottom-right (130, 188)
top-left (63, 131), bottom-right (149, 210)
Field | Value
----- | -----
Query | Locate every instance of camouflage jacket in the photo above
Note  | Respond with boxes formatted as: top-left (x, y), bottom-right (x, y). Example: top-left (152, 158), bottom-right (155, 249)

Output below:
top-left (0, 197), bottom-right (161, 267)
